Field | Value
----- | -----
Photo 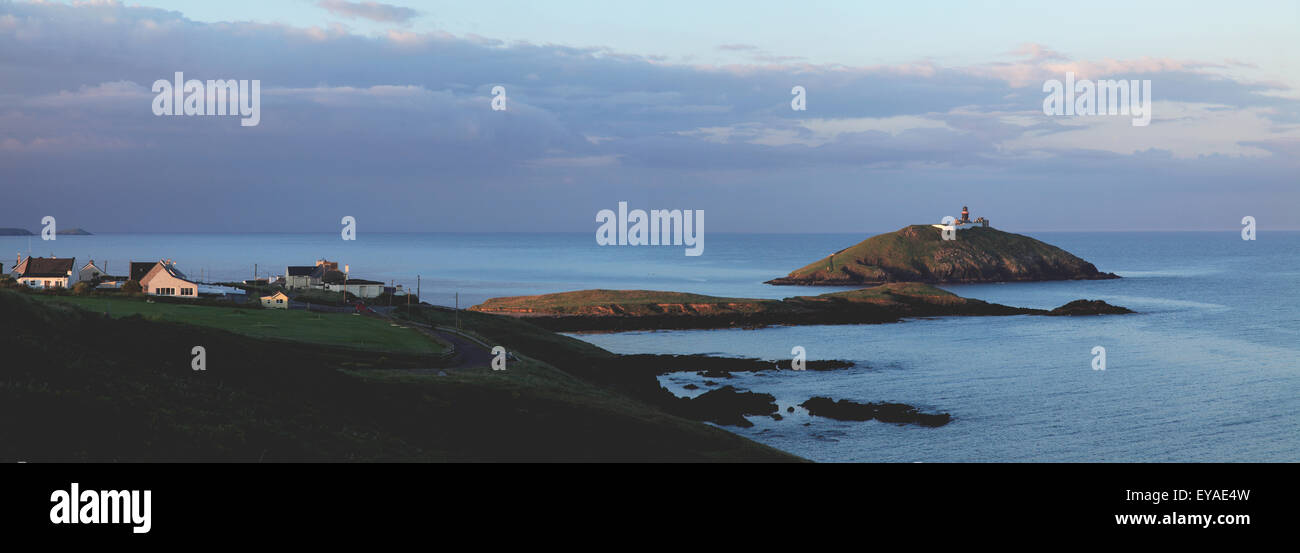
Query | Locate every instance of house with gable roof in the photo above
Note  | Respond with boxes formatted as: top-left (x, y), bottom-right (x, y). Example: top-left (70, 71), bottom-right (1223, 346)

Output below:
top-left (138, 259), bottom-right (199, 298)
top-left (12, 256), bottom-right (76, 289)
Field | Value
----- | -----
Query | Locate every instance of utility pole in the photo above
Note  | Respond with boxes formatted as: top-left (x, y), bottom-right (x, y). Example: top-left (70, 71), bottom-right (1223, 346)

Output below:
top-left (455, 292), bottom-right (459, 330)
top-left (416, 274), bottom-right (421, 311)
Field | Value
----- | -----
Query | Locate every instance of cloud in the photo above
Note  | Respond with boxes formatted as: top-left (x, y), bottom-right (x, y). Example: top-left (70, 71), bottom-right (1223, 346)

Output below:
top-left (317, 1), bottom-right (419, 24)
top-left (23, 80), bottom-right (152, 108)
top-left (524, 154), bottom-right (623, 168)
top-left (0, 0), bottom-right (1296, 232)
top-left (998, 102), bottom-right (1300, 158)
top-left (1008, 43), bottom-right (1069, 62)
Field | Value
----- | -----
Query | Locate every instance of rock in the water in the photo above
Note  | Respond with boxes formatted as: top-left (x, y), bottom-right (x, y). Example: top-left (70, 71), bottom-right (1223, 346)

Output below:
top-left (800, 396), bottom-right (951, 427)
top-left (681, 386), bottom-right (778, 428)
top-left (1047, 299), bottom-right (1134, 316)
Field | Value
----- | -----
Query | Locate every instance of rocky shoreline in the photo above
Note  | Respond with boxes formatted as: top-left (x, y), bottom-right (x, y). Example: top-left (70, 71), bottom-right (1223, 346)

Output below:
top-left (611, 354), bottom-right (947, 429)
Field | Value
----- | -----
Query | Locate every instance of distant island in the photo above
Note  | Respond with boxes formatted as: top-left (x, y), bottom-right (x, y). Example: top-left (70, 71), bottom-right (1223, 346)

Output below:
top-left (470, 283), bottom-right (1132, 331)
top-left (0, 227), bottom-right (92, 236)
top-left (767, 224), bottom-right (1118, 286)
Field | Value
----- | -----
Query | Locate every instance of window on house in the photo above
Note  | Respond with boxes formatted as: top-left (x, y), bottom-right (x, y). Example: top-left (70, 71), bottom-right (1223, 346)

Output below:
top-left (181, 288), bottom-right (194, 296)
top-left (276, 299), bottom-right (283, 304)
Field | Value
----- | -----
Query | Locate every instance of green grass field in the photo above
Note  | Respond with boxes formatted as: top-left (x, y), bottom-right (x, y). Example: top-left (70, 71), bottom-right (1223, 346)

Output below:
top-left (33, 295), bottom-right (446, 355)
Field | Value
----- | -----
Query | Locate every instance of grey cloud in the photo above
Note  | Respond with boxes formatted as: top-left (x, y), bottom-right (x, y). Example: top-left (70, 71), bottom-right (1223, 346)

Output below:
top-left (0, 1), bottom-right (1296, 232)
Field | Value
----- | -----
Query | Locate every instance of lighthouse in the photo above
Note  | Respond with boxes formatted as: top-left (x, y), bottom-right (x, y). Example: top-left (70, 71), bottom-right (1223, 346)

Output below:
top-left (935, 206), bottom-right (991, 231)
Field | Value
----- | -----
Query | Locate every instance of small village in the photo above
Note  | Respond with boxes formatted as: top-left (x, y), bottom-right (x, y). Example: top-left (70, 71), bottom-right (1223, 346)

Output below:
top-left (3, 254), bottom-right (413, 313)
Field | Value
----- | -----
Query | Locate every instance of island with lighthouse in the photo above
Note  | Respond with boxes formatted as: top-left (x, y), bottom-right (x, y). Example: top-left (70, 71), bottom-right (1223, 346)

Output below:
top-left (469, 207), bottom-right (1130, 331)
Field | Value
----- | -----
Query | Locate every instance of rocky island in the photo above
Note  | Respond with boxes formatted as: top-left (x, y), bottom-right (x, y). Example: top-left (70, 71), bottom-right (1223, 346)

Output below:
top-left (0, 227), bottom-right (92, 235)
top-left (470, 283), bottom-right (1132, 331)
top-left (767, 224), bottom-right (1118, 285)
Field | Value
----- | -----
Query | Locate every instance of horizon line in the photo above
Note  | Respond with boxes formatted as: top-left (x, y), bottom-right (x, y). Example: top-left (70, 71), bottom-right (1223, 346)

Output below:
top-left (3, 228), bottom-right (1297, 235)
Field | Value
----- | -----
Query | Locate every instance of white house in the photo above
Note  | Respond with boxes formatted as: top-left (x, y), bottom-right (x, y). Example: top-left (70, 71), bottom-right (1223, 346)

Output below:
top-left (139, 259), bottom-right (199, 298)
top-left (285, 259), bottom-right (342, 290)
top-left (78, 259), bottom-right (105, 283)
top-left (325, 280), bottom-right (385, 299)
top-left (284, 265), bottom-right (317, 290)
top-left (12, 256), bottom-right (76, 289)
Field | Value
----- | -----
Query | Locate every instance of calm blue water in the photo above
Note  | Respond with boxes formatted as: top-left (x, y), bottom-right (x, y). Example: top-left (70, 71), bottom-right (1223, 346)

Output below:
top-left (5, 231), bottom-right (1296, 461)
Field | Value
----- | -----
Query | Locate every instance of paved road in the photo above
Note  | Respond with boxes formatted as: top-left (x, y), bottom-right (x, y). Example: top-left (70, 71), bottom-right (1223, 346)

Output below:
top-left (408, 323), bottom-right (496, 370)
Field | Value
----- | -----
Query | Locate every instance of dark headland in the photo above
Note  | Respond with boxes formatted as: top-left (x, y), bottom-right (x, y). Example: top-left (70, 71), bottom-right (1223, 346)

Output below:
top-left (767, 224), bottom-right (1118, 285)
top-left (470, 283), bottom-right (1132, 332)
top-left (0, 227), bottom-right (92, 235)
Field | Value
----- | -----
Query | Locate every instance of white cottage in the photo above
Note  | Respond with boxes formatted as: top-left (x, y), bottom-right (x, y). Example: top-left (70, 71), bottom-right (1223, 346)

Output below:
top-left (12, 256), bottom-right (76, 289)
top-left (78, 259), bottom-right (105, 283)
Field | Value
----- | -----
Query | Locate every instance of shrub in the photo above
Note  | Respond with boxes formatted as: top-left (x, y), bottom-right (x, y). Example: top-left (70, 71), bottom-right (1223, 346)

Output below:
top-left (122, 280), bottom-right (143, 295)
top-left (72, 281), bottom-right (94, 296)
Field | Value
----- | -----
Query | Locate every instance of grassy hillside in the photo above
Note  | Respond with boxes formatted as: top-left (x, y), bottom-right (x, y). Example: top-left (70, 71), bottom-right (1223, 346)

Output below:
top-left (0, 290), bottom-right (797, 462)
top-left (31, 294), bottom-right (446, 355)
top-left (769, 225), bottom-right (1118, 285)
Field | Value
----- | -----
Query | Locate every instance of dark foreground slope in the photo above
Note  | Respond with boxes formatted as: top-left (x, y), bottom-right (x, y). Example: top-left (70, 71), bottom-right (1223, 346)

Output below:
top-left (768, 225), bottom-right (1119, 285)
top-left (0, 290), bottom-right (796, 462)
top-left (470, 283), bottom-right (1132, 331)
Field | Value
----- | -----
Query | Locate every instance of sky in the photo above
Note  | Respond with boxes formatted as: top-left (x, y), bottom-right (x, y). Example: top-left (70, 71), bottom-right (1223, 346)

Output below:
top-left (1, 0), bottom-right (1298, 232)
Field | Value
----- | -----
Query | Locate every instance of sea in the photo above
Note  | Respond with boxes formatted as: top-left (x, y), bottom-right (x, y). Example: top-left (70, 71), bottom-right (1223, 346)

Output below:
top-left (5, 231), bottom-right (1296, 462)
